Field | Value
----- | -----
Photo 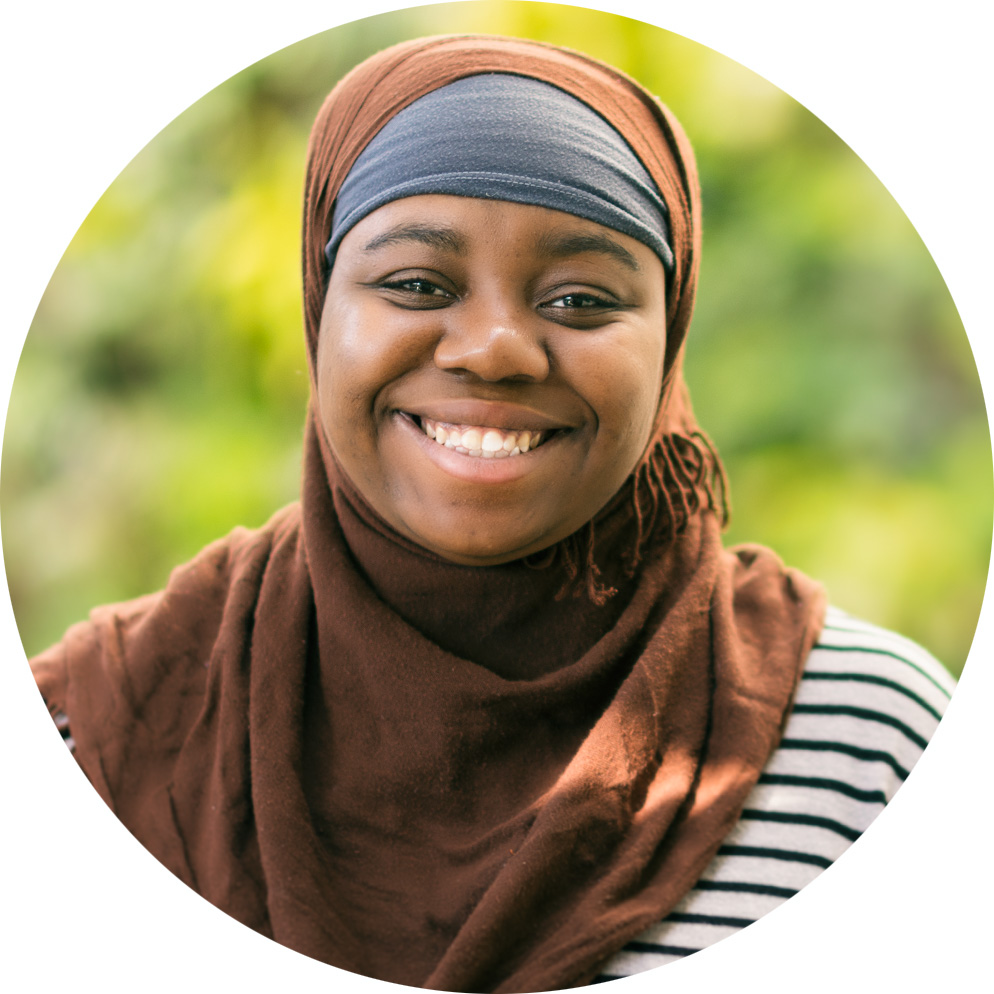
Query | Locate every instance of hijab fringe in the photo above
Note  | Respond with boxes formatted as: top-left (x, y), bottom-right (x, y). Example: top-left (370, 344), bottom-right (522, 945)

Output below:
top-left (553, 427), bottom-right (729, 603)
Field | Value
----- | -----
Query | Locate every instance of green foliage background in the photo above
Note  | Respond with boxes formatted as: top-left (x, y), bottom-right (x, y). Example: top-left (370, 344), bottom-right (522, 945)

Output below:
top-left (3, 2), bottom-right (989, 676)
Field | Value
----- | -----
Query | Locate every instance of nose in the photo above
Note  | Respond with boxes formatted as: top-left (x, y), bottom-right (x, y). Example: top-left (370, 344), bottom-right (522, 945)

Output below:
top-left (433, 297), bottom-right (550, 383)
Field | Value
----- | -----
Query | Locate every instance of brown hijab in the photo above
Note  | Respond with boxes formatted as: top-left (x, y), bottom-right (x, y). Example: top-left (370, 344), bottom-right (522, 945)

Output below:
top-left (32, 35), bottom-right (826, 992)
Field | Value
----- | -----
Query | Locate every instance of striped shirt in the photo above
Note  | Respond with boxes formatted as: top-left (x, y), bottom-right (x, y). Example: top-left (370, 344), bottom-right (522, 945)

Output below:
top-left (593, 605), bottom-right (954, 981)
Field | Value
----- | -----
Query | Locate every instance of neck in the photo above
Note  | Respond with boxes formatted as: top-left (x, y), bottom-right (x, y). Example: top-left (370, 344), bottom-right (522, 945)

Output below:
top-left (332, 474), bottom-right (641, 678)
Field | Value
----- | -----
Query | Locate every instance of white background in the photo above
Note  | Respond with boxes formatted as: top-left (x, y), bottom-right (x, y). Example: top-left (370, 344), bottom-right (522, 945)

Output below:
top-left (2, 1), bottom-right (990, 990)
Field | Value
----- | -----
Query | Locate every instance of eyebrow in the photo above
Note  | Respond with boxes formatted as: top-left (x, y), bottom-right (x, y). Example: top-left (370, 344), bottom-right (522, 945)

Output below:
top-left (536, 231), bottom-right (641, 272)
top-left (362, 223), bottom-right (465, 254)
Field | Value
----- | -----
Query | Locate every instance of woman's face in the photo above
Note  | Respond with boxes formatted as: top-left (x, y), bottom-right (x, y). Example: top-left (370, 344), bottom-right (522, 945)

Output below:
top-left (317, 195), bottom-right (667, 566)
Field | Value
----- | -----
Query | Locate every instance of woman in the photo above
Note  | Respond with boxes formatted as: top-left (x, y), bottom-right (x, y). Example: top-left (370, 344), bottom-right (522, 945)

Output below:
top-left (30, 35), bottom-right (952, 991)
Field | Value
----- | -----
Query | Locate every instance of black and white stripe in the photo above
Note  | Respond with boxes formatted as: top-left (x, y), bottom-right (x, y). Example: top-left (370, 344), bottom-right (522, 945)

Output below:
top-left (53, 709), bottom-right (75, 754)
top-left (594, 606), bottom-right (954, 982)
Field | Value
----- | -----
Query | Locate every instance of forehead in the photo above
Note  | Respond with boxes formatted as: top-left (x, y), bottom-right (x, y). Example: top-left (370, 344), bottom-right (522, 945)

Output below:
top-left (336, 194), bottom-right (654, 274)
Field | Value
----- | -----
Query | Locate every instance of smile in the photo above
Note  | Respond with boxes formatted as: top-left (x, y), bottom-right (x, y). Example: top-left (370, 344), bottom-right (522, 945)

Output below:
top-left (391, 401), bottom-right (577, 486)
top-left (416, 417), bottom-right (548, 459)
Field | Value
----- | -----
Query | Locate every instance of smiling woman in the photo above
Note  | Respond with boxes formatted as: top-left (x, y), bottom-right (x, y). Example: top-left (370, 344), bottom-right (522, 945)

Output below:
top-left (25, 32), bottom-right (954, 993)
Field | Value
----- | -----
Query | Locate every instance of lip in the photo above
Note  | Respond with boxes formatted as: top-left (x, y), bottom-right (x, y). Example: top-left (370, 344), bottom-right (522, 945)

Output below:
top-left (393, 411), bottom-right (574, 484)
top-left (398, 399), bottom-right (578, 434)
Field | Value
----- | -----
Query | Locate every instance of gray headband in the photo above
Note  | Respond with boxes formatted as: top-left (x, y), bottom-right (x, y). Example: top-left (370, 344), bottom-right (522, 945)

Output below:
top-left (325, 73), bottom-right (673, 273)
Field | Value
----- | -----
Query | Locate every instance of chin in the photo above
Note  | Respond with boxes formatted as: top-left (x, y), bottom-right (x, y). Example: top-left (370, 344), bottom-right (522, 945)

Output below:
top-left (425, 541), bottom-right (533, 568)
top-left (409, 525), bottom-right (556, 568)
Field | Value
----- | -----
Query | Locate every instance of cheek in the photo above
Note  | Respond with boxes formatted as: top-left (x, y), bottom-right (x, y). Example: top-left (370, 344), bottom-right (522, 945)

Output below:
top-left (315, 291), bottom-right (440, 511)
top-left (316, 306), bottom-right (366, 445)
top-left (314, 295), bottom-right (401, 480)
top-left (316, 294), bottom-right (413, 434)
top-left (575, 326), bottom-right (666, 453)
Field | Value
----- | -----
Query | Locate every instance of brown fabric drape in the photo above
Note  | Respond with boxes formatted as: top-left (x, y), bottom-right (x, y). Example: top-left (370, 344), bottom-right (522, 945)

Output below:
top-left (32, 35), bottom-right (826, 993)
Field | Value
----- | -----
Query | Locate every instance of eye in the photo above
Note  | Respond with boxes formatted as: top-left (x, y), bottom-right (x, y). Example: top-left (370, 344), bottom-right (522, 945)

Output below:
top-left (539, 288), bottom-right (622, 326)
top-left (379, 276), bottom-right (455, 307)
top-left (545, 292), bottom-right (613, 310)
top-left (384, 278), bottom-right (448, 296)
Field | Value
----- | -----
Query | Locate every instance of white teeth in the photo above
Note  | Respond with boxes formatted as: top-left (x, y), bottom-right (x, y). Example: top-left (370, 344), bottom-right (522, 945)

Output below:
top-left (481, 430), bottom-right (504, 453)
top-left (417, 417), bottom-right (551, 458)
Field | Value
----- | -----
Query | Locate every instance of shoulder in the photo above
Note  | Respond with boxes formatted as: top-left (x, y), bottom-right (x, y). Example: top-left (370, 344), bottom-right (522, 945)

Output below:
top-left (593, 609), bottom-right (954, 980)
top-left (791, 606), bottom-right (954, 784)
top-left (30, 504), bottom-right (304, 807)
top-left (30, 504), bottom-right (304, 739)
top-left (751, 605), bottom-right (954, 831)
top-left (737, 606), bottom-right (953, 852)
top-left (808, 607), bottom-right (955, 700)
